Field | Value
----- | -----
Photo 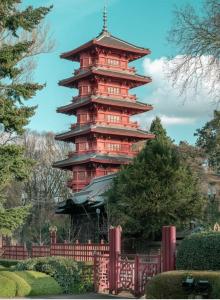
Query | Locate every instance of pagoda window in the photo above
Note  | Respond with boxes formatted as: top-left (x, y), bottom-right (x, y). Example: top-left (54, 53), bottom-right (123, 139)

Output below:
top-left (80, 57), bottom-right (91, 68)
top-left (79, 85), bottom-right (91, 96)
top-left (106, 58), bottom-right (119, 66)
top-left (79, 142), bottom-right (88, 151)
top-left (79, 113), bottom-right (88, 123)
top-left (107, 86), bottom-right (120, 94)
top-left (107, 143), bottom-right (121, 151)
top-left (106, 115), bottom-right (121, 123)
top-left (78, 171), bottom-right (86, 180)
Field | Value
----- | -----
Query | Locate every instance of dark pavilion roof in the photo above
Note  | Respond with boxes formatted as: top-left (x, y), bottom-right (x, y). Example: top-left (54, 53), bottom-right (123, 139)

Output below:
top-left (59, 68), bottom-right (151, 89)
top-left (55, 124), bottom-right (154, 142)
top-left (60, 31), bottom-right (150, 62)
top-left (56, 173), bottom-right (117, 214)
top-left (53, 153), bottom-right (132, 170)
top-left (57, 95), bottom-right (153, 115)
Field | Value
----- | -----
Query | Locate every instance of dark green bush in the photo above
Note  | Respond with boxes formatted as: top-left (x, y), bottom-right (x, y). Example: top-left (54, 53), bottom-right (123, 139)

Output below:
top-left (0, 273), bottom-right (16, 297)
top-left (1, 271), bottom-right (31, 296)
top-left (146, 271), bottom-right (220, 299)
top-left (0, 259), bottom-right (19, 267)
top-left (16, 256), bottom-right (93, 293)
top-left (177, 231), bottom-right (220, 270)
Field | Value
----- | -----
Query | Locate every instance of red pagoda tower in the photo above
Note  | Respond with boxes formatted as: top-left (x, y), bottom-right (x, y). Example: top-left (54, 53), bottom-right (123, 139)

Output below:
top-left (54, 10), bottom-right (154, 192)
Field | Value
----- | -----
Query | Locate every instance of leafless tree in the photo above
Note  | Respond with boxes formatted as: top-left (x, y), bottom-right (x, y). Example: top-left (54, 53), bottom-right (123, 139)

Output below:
top-left (5, 131), bottom-right (73, 245)
top-left (168, 0), bottom-right (220, 101)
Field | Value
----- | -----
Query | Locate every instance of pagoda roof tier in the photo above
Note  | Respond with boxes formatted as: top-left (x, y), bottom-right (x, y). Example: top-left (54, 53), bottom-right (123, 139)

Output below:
top-left (59, 68), bottom-right (151, 89)
top-left (55, 124), bottom-right (154, 142)
top-left (57, 96), bottom-right (153, 115)
top-left (53, 153), bottom-right (132, 170)
top-left (56, 173), bottom-right (117, 214)
top-left (60, 32), bottom-right (150, 62)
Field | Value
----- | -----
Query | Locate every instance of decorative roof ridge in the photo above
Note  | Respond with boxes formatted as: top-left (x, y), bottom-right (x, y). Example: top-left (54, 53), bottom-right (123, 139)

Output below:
top-left (95, 32), bottom-right (149, 52)
top-left (59, 68), bottom-right (151, 86)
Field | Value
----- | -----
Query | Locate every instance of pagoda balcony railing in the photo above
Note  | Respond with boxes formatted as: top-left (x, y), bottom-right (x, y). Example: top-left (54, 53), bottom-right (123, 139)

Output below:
top-left (93, 63), bottom-right (136, 74)
top-left (72, 93), bottom-right (137, 102)
top-left (74, 65), bottom-right (136, 75)
top-left (68, 148), bottom-right (138, 157)
top-left (67, 179), bottom-right (91, 189)
top-left (71, 120), bottom-right (138, 129)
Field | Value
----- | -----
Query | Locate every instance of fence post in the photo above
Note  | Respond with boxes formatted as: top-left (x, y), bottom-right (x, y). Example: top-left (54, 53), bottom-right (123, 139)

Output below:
top-left (134, 255), bottom-right (140, 297)
top-left (93, 252), bottom-right (98, 292)
top-left (109, 226), bottom-right (122, 294)
top-left (162, 226), bottom-right (176, 272)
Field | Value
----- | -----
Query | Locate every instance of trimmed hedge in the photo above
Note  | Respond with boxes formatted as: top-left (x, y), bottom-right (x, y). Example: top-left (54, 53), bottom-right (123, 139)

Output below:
top-left (16, 256), bottom-right (93, 293)
top-left (15, 270), bottom-right (62, 296)
top-left (1, 271), bottom-right (31, 296)
top-left (146, 271), bottom-right (220, 299)
top-left (177, 231), bottom-right (220, 270)
top-left (0, 259), bottom-right (19, 267)
top-left (0, 274), bottom-right (16, 297)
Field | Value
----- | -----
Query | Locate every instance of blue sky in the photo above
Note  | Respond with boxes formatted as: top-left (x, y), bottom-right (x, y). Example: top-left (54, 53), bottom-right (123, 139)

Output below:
top-left (22, 0), bottom-right (214, 144)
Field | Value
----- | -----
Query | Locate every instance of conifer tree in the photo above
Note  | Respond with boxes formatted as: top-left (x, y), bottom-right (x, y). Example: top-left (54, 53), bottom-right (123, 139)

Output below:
top-left (0, 0), bottom-right (52, 235)
top-left (107, 117), bottom-right (205, 239)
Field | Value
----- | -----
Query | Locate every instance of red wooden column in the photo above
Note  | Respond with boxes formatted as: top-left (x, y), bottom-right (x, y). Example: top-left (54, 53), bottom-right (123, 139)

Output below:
top-left (162, 226), bottom-right (176, 272)
top-left (109, 226), bottom-right (122, 294)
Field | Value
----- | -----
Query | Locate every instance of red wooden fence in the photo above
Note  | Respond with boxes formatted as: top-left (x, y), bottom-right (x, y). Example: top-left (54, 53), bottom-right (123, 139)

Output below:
top-left (2, 245), bottom-right (28, 260)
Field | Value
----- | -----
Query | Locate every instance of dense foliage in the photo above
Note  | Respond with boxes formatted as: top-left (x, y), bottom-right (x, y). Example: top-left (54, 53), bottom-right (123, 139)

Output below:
top-left (176, 231), bottom-right (220, 270)
top-left (195, 110), bottom-right (220, 173)
top-left (16, 256), bottom-right (93, 294)
top-left (107, 117), bottom-right (205, 239)
top-left (0, 0), bottom-right (52, 235)
top-left (146, 271), bottom-right (220, 299)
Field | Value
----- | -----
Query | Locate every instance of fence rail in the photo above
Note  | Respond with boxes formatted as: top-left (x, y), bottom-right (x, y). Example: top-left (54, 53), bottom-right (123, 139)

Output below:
top-left (1, 242), bottom-right (109, 261)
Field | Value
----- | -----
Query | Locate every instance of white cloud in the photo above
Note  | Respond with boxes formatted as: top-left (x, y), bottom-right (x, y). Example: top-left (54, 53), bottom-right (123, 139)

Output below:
top-left (132, 55), bottom-right (218, 131)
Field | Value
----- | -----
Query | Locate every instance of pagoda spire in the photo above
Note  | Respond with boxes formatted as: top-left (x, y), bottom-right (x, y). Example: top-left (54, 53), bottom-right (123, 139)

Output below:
top-left (103, 4), bottom-right (107, 32)
top-left (100, 2), bottom-right (110, 35)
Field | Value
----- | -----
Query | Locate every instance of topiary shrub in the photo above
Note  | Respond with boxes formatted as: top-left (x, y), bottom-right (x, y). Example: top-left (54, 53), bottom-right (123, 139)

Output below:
top-left (0, 273), bottom-right (16, 297)
top-left (16, 256), bottom-right (93, 294)
top-left (146, 271), bottom-right (220, 299)
top-left (0, 271), bottom-right (31, 296)
top-left (177, 231), bottom-right (220, 270)
top-left (15, 270), bottom-right (62, 296)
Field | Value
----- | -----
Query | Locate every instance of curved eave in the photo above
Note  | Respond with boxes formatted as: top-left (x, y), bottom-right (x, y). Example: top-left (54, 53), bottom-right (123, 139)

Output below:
top-left (57, 98), bottom-right (153, 115)
top-left (60, 35), bottom-right (150, 62)
top-left (55, 126), bottom-right (155, 142)
top-left (58, 69), bottom-right (151, 89)
top-left (53, 155), bottom-right (132, 170)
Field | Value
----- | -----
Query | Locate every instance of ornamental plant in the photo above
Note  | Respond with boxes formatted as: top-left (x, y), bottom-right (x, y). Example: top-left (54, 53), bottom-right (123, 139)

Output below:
top-left (176, 231), bottom-right (220, 270)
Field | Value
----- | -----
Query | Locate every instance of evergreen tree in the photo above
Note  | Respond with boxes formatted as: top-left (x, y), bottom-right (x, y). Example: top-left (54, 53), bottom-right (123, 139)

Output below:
top-left (107, 117), bottom-right (205, 239)
top-left (195, 110), bottom-right (220, 173)
top-left (0, 1), bottom-right (52, 235)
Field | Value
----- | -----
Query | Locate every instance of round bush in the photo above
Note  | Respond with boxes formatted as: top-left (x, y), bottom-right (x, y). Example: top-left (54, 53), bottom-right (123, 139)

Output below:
top-left (0, 271), bottom-right (31, 296)
top-left (146, 271), bottom-right (220, 299)
top-left (0, 274), bottom-right (16, 297)
top-left (16, 257), bottom-right (91, 294)
top-left (14, 271), bottom-right (62, 296)
top-left (177, 231), bottom-right (220, 270)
